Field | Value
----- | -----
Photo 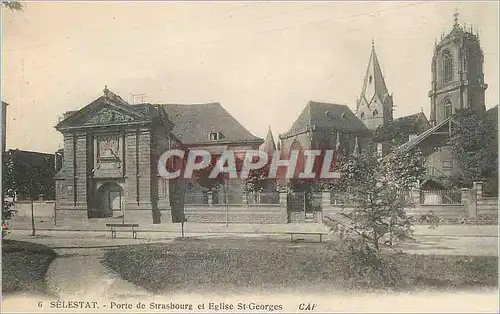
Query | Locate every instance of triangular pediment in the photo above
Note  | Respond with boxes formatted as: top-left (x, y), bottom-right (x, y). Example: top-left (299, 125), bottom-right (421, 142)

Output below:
top-left (82, 106), bottom-right (137, 125)
top-left (56, 96), bottom-right (151, 130)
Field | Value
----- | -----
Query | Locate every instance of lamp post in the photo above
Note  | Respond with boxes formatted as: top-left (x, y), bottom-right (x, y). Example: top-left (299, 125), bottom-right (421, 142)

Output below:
top-left (224, 179), bottom-right (229, 227)
top-left (30, 179), bottom-right (35, 236)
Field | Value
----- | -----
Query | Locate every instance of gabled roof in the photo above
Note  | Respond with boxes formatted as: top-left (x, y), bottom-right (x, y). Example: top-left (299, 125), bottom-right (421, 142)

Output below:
top-left (392, 112), bottom-right (430, 132)
top-left (162, 103), bottom-right (262, 145)
top-left (358, 43), bottom-right (390, 109)
top-left (283, 101), bottom-right (369, 137)
top-left (397, 117), bottom-right (452, 153)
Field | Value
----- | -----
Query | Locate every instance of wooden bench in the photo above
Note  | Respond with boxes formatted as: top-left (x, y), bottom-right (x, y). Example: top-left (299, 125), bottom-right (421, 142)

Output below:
top-left (106, 223), bottom-right (139, 239)
top-left (285, 232), bottom-right (328, 243)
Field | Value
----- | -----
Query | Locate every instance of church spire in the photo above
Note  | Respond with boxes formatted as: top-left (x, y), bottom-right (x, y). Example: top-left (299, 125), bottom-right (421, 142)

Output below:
top-left (260, 126), bottom-right (276, 153)
top-left (358, 41), bottom-right (389, 108)
top-left (453, 9), bottom-right (459, 27)
top-left (356, 41), bottom-right (394, 130)
top-left (453, 8), bottom-right (462, 30)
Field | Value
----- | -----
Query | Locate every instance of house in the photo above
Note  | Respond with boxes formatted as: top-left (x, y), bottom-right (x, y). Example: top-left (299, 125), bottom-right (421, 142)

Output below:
top-left (54, 87), bottom-right (263, 224)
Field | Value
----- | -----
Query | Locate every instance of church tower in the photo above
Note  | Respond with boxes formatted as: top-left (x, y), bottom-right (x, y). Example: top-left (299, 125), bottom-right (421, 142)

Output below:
top-left (429, 10), bottom-right (487, 126)
top-left (356, 40), bottom-right (394, 130)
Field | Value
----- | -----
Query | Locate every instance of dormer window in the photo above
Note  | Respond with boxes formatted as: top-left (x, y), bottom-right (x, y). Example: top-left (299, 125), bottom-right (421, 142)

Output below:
top-left (209, 132), bottom-right (223, 141)
top-left (373, 109), bottom-right (378, 117)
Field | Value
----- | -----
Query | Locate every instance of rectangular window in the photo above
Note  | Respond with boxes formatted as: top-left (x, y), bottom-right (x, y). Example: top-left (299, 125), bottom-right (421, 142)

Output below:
top-left (442, 160), bottom-right (453, 169)
top-left (158, 178), bottom-right (168, 198)
top-left (209, 132), bottom-right (219, 141)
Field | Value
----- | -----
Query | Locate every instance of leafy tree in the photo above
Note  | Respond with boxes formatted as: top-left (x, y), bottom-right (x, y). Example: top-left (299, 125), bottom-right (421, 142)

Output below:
top-left (192, 162), bottom-right (224, 192)
top-left (449, 108), bottom-right (498, 194)
top-left (324, 148), bottom-right (425, 287)
top-left (192, 155), bottom-right (245, 193)
top-left (3, 150), bottom-right (56, 200)
top-left (244, 163), bottom-right (276, 192)
top-left (3, 1), bottom-right (23, 11)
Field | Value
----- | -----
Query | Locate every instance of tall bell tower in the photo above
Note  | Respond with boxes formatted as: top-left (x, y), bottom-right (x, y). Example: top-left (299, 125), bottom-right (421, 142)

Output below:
top-left (356, 40), bottom-right (394, 131)
top-left (429, 10), bottom-right (487, 126)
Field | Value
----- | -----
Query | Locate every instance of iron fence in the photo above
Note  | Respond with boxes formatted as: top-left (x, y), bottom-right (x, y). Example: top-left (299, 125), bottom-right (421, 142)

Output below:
top-left (247, 192), bottom-right (280, 205)
top-left (420, 189), bottom-right (462, 205)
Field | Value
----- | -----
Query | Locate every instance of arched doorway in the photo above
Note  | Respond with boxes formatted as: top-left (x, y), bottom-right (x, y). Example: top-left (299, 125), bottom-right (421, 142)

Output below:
top-left (93, 182), bottom-right (124, 218)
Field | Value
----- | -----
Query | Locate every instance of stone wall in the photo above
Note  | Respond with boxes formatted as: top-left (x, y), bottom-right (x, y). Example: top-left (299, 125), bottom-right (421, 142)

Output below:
top-left (184, 205), bottom-right (287, 224)
top-left (320, 181), bottom-right (498, 225)
top-left (182, 191), bottom-right (287, 224)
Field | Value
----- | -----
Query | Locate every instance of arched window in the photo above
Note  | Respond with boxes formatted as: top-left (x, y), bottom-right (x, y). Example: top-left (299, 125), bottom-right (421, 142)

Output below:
top-left (360, 112), bottom-right (365, 119)
top-left (444, 99), bottom-right (452, 119)
top-left (442, 50), bottom-right (453, 83)
top-left (373, 109), bottom-right (378, 117)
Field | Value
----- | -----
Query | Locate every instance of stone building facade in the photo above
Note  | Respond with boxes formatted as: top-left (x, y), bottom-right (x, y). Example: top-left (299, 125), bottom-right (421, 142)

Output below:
top-left (399, 12), bottom-right (490, 189)
top-left (429, 12), bottom-right (487, 126)
top-left (54, 87), bottom-right (262, 224)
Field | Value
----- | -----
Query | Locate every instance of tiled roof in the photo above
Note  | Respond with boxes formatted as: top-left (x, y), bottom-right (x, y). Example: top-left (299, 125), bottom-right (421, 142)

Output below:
top-left (162, 103), bottom-right (263, 145)
top-left (390, 112), bottom-right (430, 133)
top-left (283, 101), bottom-right (369, 137)
top-left (397, 117), bottom-right (451, 153)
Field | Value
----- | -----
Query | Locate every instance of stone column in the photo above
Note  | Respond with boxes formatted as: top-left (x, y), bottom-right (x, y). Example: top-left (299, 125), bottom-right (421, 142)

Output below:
top-left (242, 192), bottom-right (248, 206)
top-left (467, 188), bottom-right (477, 218)
top-left (278, 190), bottom-right (288, 223)
top-left (321, 191), bottom-right (331, 210)
top-left (473, 181), bottom-right (484, 201)
top-left (207, 191), bottom-right (213, 207)
top-left (461, 188), bottom-right (469, 205)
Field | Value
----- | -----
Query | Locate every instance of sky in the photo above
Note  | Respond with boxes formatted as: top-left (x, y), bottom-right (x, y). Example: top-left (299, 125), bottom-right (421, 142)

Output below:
top-left (2, 1), bottom-right (499, 153)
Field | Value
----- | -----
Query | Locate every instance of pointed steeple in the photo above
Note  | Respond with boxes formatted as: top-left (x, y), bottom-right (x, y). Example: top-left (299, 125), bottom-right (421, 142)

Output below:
top-left (358, 41), bottom-right (390, 109)
top-left (453, 8), bottom-right (460, 29)
top-left (260, 126), bottom-right (276, 154)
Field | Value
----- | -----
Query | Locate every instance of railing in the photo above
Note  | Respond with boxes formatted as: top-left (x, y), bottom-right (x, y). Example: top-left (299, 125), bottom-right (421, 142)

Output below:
top-left (397, 190), bottom-right (413, 204)
top-left (420, 189), bottom-right (461, 205)
top-left (288, 192), bottom-right (306, 210)
top-left (247, 192), bottom-right (280, 205)
top-left (223, 191), bottom-right (244, 205)
top-left (330, 190), bottom-right (415, 206)
top-left (183, 192), bottom-right (208, 205)
top-left (330, 192), bottom-right (346, 205)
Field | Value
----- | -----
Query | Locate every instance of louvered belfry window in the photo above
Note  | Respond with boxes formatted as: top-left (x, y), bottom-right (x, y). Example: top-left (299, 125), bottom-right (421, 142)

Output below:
top-left (442, 50), bottom-right (453, 83)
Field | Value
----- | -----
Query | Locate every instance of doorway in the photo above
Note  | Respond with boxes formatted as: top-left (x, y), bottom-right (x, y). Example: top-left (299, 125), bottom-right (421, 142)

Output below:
top-left (92, 182), bottom-right (124, 218)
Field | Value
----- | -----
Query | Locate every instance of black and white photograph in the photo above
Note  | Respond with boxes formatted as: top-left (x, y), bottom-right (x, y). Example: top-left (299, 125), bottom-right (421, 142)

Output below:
top-left (1, 1), bottom-right (498, 312)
